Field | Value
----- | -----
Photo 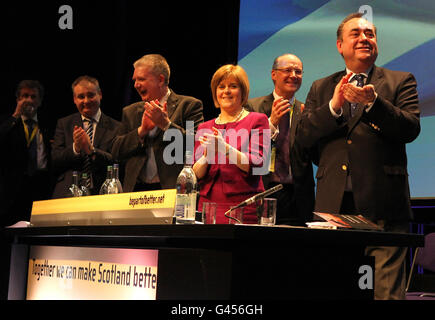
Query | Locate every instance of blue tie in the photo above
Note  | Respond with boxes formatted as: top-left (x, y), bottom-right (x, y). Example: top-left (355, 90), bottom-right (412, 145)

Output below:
top-left (350, 74), bottom-right (365, 117)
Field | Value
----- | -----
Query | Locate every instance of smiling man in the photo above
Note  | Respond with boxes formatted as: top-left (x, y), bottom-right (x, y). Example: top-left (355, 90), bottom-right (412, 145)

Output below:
top-left (112, 54), bottom-right (203, 192)
top-left (298, 13), bottom-right (420, 299)
top-left (51, 76), bottom-right (120, 197)
top-left (248, 54), bottom-right (315, 226)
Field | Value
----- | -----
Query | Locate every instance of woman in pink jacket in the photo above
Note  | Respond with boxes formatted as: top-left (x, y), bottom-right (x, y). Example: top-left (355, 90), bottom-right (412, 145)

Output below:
top-left (193, 64), bottom-right (270, 224)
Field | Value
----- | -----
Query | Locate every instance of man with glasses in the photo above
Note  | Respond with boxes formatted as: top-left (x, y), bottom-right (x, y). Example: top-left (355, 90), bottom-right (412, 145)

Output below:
top-left (248, 53), bottom-right (315, 226)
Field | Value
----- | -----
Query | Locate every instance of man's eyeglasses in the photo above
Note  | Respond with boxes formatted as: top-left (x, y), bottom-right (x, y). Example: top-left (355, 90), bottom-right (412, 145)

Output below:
top-left (274, 68), bottom-right (303, 76)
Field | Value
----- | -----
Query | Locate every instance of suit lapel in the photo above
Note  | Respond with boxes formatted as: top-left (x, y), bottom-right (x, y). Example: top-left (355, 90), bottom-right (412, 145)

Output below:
top-left (262, 94), bottom-right (274, 116)
top-left (16, 119), bottom-right (27, 147)
top-left (342, 101), bottom-right (351, 120)
top-left (166, 90), bottom-right (178, 120)
top-left (289, 99), bottom-right (301, 148)
top-left (367, 65), bottom-right (383, 89)
top-left (93, 113), bottom-right (107, 147)
top-left (347, 103), bottom-right (364, 134)
top-left (152, 90), bottom-right (178, 139)
top-left (136, 102), bottom-right (145, 128)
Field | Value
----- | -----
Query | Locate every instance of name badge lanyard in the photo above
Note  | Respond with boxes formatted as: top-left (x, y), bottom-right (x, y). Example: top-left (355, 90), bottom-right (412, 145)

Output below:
top-left (22, 119), bottom-right (38, 148)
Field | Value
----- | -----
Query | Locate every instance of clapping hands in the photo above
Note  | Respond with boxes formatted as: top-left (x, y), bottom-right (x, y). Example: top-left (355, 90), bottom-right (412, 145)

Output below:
top-left (138, 100), bottom-right (170, 138)
top-left (198, 127), bottom-right (228, 161)
top-left (331, 72), bottom-right (376, 113)
top-left (73, 125), bottom-right (93, 155)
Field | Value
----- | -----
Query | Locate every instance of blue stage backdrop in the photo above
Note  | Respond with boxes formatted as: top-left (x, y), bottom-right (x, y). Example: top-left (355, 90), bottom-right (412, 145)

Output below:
top-left (238, 0), bottom-right (435, 199)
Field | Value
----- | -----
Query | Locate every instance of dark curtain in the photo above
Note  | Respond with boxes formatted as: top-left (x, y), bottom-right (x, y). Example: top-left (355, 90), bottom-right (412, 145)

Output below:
top-left (0, 0), bottom-right (240, 134)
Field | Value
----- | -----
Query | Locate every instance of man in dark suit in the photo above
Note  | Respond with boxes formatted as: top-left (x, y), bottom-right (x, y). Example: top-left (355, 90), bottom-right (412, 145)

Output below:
top-left (112, 54), bottom-right (203, 192)
top-left (248, 54), bottom-right (314, 226)
top-left (51, 76), bottom-right (120, 198)
top-left (0, 80), bottom-right (52, 225)
top-left (297, 13), bottom-right (420, 299)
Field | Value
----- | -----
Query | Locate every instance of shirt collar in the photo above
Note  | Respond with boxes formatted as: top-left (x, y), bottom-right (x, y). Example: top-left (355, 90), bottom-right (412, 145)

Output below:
top-left (81, 108), bottom-right (101, 123)
top-left (21, 114), bottom-right (38, 123)
top-left (345, 66), bottom-right (373, 80)
top-left (159, 88), bottom-right (171, 105)
top-left (273, 90), bottom-right (295, 105)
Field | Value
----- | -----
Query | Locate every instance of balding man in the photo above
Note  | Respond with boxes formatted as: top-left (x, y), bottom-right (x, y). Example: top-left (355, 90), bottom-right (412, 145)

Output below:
top-left (248, 53), bottom-right (315, 226)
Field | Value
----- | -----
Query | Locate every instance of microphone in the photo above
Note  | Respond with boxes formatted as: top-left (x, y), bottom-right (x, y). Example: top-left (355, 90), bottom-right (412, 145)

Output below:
top-left (231, 184), bottom-right (283, 210)
top-left (224, 184), bottom-right (283, 223)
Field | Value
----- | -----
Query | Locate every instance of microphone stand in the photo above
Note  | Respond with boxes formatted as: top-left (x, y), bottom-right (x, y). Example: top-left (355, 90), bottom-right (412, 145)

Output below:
top-left (224, 184), bottom-right (283, 224)
top-left (224, 207), bottom-right (243, 224)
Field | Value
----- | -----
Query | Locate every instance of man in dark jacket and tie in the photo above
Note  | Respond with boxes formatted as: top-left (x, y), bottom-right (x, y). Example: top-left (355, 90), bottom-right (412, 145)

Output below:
top-left (112, 54), bottom-right (203, 192)
top-left (51, 76), bottom-right (120, 198)
top-left (248, 54), bottom-right (315, 226)
top-left (297, 13), bottom-right (420, 299)
top-left (0, 80), bottom-right (52, 225)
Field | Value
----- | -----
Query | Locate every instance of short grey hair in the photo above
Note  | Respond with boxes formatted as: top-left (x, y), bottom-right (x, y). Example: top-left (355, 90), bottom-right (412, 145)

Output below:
top-left (71, 75), bottom-right (102, 94)
top-left (133, 54), bottom-right (170, 86)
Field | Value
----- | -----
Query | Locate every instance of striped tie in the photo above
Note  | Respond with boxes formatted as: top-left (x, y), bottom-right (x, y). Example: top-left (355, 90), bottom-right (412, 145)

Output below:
top-left (83, 118), bottom-right (94, 188)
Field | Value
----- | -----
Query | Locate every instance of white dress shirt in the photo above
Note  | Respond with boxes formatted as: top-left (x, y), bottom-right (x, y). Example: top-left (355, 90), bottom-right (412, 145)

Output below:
top-left (139, 88), bottom-right (171, 184)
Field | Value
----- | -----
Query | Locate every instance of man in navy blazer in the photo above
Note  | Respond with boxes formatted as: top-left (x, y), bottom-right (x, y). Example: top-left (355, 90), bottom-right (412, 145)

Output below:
top-left (298, 13), bottom-right (420, 299)
top-left (51, 76), bottom-right (120, 198)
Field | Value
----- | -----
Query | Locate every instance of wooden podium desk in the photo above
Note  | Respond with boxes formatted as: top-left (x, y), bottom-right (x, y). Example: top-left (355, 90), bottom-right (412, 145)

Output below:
top-left (3, 224), bottom-right (423, 300)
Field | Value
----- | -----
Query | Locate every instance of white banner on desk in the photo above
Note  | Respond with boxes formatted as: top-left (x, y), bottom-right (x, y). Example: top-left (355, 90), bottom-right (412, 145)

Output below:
top-left (26, 246), bottom-right (158, 300)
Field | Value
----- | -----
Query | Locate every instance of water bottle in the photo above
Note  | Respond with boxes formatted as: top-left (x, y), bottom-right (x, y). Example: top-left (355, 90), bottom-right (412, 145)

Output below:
top-left (69, 171), bottom-right (83, 197)
top-left (107, 163), bottom-right (123, 194)
top-left (112, 163), bottom-right (123, 193)
top-left (175, 150), bottom-right (197, 224)
top-left (99, 165), bottom-right (113, 195)
top-left (80, 173), bottom-right (91, 196)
